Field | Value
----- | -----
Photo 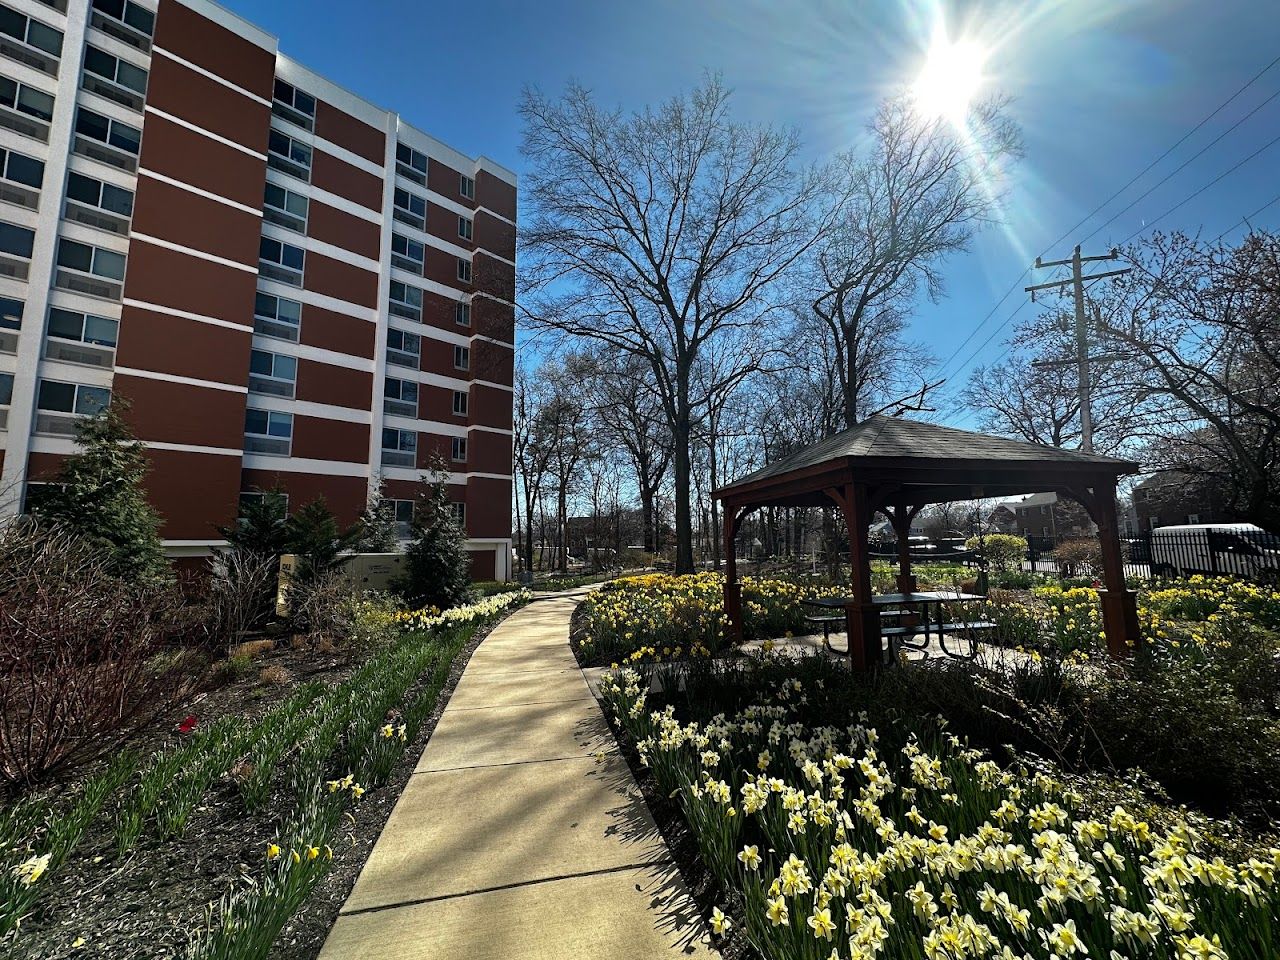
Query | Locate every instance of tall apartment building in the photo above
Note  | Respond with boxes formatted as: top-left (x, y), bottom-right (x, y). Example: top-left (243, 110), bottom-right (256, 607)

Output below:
top-left (0, 0), bottom-right (517, 579)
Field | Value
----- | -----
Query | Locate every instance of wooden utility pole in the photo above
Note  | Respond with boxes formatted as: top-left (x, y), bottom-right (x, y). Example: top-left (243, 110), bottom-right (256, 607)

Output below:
top-left (1025, 246), bottom-right (1131, 453)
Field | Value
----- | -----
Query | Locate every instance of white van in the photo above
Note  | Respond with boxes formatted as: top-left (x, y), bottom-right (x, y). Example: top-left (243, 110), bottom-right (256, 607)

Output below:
top-left (1149, 523), bottom-right (1280, 581)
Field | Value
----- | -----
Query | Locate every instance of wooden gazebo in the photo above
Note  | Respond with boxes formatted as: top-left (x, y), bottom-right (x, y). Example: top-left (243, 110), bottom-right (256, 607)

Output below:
top-left (712, 416), bottom-right (1140, 669)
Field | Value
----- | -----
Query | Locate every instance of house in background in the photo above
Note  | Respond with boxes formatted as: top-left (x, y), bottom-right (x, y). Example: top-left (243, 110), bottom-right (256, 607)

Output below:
top-left (1012, 492), bottom-right (1093, 542)
top-left (1133, 471), bottom-right (1231, 531)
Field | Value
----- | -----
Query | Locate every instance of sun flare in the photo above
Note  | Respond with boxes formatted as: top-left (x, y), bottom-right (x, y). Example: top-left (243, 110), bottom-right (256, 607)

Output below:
top-left (912, 25), bottom-right (988, 124)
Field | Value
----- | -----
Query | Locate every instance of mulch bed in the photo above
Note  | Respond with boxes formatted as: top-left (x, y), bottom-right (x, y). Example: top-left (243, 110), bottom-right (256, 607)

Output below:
top-left (17, 615), bottom-right (506, 960)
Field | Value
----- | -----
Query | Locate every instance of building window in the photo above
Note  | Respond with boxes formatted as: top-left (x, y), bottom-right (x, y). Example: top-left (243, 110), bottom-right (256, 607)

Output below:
top-left (0, 220), bottom-right (34, 258)
top-left (244, 408), bottom-right (292, 456)
top-left (1187, 513), bottom-right (1200, 524)
top-left (395, 142), bottom-right (427, 185)
top-left (1039, 505), bottom-right (1047, 515)
top-left (459, 173), bottom-right (474, 200)
top-left (0, 75), bottom-right (54, 122)
top-left (1042, 526), bottom-right (1050, 537)
top-left (82, 44), bottom-right (148, 104)
top-left (388, 279), bottom-right (422, 321)
top-left (451, 501), bottom-right (466, 526)
top-left (253, 291), bottom-right (301, 341)
top-left (392, 187), bottom-right (425, 229)
top-left (1, 146), bottom-right (42, 190)
top-left (37, 378), bottom-right (110, 415)
top-left (47, 307), bottom-right (117, 347)
top-left (0, 294), bottom-right (21, 329)
top-left (391, 232), bottom-right (424, 272)
top-left (65, 170), bottom-right (133, 218)
top-left (383, 375), bottom-right (418, 417)
top-left (0, 6), bottom-right (63, 60)
top-left (455, 301), bottom-right (471, 327)
top-left (90, 0), bottom-right (156, 40)
top-left (258, 236), bottom-right (304, 285)
top-left (56, 237), bottom-right (124, 279)
top-left (386, 327), bottom-right (420, 368)
top-left (453, 344), bottom-right (470, 371)
top-left (451, 436), bottom-right (467, 462)
top-left (452, 390), bottom-right (468, 416)
top-left (263, 181), bottom-right (308, 231)
top-left (248, 348), bottom-right (297, 397)
top-left (456, 258), bottom-right (471, 283)
top-left (383, 497), bottom-right (414, 537)
top-left (380, 427), bottom-right (416, 467)
top-left (0, 370), bottom-right (12, 405)
top-left (74, 108), bottom-right (140, 155)
top-left (272, 78), bottom-right (315, 129)
top-left (267, 129), bottom-right (311, 180)
top-left (458, 215), bottom-right (473, 241)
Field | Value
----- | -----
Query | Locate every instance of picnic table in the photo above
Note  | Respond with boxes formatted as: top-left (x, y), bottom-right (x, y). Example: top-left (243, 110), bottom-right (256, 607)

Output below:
top-left (801, 591), bottom-right (994, 662)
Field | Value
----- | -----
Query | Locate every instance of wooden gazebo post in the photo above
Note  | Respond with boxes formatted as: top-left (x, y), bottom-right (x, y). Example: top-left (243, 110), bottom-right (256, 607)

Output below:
top-left (1062, 477), bottom-right (1140, 657)
top-left (723, 506), bottom-right (744, 645)
top-left (1092, 479), bottom-right (1140, 657)
top-left (827, 484), bottom-right (880, 671)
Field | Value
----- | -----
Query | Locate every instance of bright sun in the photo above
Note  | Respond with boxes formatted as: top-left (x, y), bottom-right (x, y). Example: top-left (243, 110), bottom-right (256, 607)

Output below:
top-left (912, 26), bottom-right (987, 124)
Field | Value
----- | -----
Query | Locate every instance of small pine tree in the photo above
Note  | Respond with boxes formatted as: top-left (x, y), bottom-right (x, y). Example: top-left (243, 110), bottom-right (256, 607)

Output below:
top-left (32, 398), bottom-right (169, 583)
top-left (357, 474), bottom-right (398, 553)
top-left (216, 487), bottom-right (290, 562)
top-left (399, 464), bottom-right (470, 609)
top-left (285, 496), bottom-right (363, 589)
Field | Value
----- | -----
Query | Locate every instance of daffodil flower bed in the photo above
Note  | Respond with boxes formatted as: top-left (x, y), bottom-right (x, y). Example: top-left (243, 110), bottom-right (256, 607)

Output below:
top-left (600, 663), bottom-right (1280, 960)
top-left (577, 572), bottom-right (846, 663)
top-left (394, 588), bottom-right (530, 633)
top-left (2, 592), bottom-right (528, 956)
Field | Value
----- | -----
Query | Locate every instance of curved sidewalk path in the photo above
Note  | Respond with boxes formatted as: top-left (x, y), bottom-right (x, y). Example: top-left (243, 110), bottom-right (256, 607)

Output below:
top-left (319, 592), bottom-right (716, 960)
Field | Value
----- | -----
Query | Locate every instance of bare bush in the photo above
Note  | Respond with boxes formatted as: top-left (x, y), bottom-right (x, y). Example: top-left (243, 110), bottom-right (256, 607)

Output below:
top-left (290, 572), bottom-right (353, 649)
top-left (204, 549), bottom-right (280, 651)
top-left (1053, 539), bottom-right (1103, 578)
top-left (0, 520), bottom-right (199, 789)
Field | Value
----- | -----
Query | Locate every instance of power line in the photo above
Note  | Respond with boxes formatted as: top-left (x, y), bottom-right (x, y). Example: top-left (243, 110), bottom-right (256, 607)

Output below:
top-left (1213, 192), bottom-right (1280, 241)
top-left (1080, 83), bottom-right (1280, 246)
top-left (931, 270), bottom-right (1029, 381)
top-left (1119, 128), bottom-right (1280, 244)
top-left (933, 52), bottom-right (1280, 389)
top-left (1040, 53), bottom-right (1280, 255)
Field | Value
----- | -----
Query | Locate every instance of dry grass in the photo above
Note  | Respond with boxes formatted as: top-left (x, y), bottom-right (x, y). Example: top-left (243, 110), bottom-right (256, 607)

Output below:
top-left (258, 664), bottom-right (290, 685)
top-left (231, 639), bottom-right (275, 660)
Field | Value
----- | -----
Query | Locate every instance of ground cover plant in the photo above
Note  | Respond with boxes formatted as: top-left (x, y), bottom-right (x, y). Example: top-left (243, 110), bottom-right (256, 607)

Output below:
top-left (2, 590), bottom-right (528, 957)
top-left (601, 658), bottom-right (1280, 960)
top-left (576, 572), bottom-right (847, 665)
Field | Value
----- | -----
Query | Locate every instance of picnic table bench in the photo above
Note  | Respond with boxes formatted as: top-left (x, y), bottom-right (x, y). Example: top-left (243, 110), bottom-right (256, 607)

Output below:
top-left (801, 591), bottom-right (996, 662)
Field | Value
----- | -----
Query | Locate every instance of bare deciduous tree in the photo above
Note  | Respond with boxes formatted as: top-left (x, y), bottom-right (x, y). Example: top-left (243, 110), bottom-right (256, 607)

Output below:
top-left (808, 96), bottom-right (1021, 426)
top-left (519, 76), bottom-right (820, 571)
top-left (962, 311), bottom-right (1143, 456)
top-left (1101, 231), bottom-right (1280, 530)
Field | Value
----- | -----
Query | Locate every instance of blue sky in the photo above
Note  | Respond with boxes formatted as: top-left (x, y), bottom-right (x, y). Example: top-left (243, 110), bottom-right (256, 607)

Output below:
top-left (226, 0), bottom-right (1280, 420)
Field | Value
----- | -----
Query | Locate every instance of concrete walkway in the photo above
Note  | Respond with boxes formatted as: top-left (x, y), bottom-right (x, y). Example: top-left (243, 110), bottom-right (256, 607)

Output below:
top-left (319, 593), bottom-right (716, 960)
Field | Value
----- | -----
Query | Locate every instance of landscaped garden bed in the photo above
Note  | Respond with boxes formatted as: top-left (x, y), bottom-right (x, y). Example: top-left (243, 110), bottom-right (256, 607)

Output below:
top-left (2, 591), bottom-right (528, 959)
top-left (584, 570), bottom-right (1280, 959)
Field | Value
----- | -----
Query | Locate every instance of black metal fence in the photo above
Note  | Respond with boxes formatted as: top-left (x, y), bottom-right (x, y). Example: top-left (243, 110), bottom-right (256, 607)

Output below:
top-left (874, 528), bottom-right (1280, 584)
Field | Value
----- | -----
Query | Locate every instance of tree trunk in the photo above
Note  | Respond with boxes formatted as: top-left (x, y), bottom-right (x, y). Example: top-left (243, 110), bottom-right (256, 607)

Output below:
top-left (640, 488), bottom-right (655, 554)
top-left (557, 482), bottom-right (569, 574)
top-left (673, 409), bottom-right (694, 573)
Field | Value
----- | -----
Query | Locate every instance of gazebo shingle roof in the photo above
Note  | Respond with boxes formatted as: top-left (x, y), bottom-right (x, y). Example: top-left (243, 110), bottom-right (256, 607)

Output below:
top-left (717, 415), bottom-right (1136, 495)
